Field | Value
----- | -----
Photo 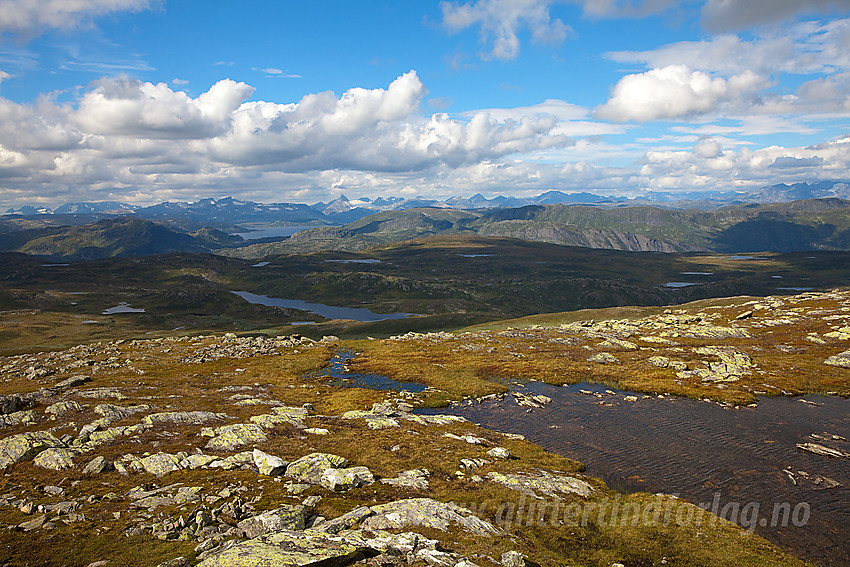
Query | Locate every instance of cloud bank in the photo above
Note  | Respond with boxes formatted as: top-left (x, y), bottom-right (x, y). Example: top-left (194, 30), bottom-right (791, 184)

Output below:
top-left (0, 71), bottom-right (575, 205)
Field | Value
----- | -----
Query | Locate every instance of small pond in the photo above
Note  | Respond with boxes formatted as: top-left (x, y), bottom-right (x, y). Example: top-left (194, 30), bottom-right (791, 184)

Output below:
top-left (424, 381), bottom-right (850, 566)
top-left (315, 349), bottom-right (426, 392)
top-left (102, 303), bottom-right (145, 314)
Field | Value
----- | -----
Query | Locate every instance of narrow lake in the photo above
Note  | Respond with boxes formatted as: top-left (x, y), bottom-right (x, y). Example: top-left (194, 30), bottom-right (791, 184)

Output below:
top-left (231, 291), bottom-right (415, 322)
top-left (424, 381), bottom-right (850, 567)
top-left (233, 226), bottom-right (319, 240)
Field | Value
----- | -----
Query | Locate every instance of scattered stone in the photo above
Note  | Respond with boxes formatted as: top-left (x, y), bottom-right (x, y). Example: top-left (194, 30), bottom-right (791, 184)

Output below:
top-left (286, 452), bottom-right (349, 484)
top-left (796, 443), bottom-right (850, 458)
top-left (305, 428), bottom-right (330, 435)
top-left (824, 350), bottom-right (850, 369)
top-left (140, 452), bottom-right (183, 477)
top-left (83, 456), bottom-right (113, 475)
top-left (46, 400), bottom-right (84, 416)
top-left (512, 392), bottom-right (551, 409)
top-left (321, 466), bottom-right (375, 492)
top-left (143, 411), bottom-right (230, 426)
top-left (0, 409), bottom-right (39, 428)
top-left (0, 430), bottom-right (65, 470)
top-left (237, 505), bottom-right (306, 538)
top-left (442, 433), bottom-right (487, 445)
top-left (204, 424), bottom-right (268, 451)
top-left (196, 530), bottom-right (369, 567)
top-left (252, 449), bottom-right (287, 476)
top-left (19, 514), bottom-right (46, 532)
top-left (310, 505), bottom-right (373, 535)
top-left (0, 394), bottom-right (32, 415)
top-left (487, 447), bottom-right (512, 459)
top-left (93, 403), bottom-right (150, 424)
top-left (33, 447), bottom-right (76, 470)
top-left (75, 388), bottom-right (128, 400)
top-left (180, 454), bottom-right (220, 469)
top-left (381, 469), bottom-right (430, 491)
top-left (341, 410), bottom-right (400, 430)
top-left (588, 353), bottom-right (619, 364)
top-left (501, 551), bottom-right (527, 567)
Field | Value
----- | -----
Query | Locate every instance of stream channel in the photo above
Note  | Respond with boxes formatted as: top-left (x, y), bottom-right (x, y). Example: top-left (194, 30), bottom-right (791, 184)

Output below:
top-left (322, 351), bottom-right (850, 566)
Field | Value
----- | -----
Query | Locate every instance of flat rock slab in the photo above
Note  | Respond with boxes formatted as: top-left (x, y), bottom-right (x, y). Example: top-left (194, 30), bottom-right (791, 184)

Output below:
top-left (143, 411), bottom-right (230, 426)
top-left (362, 498), bottom-right (499, 536)
top-left (205, 424), bottom-right (268, 451)
top-left (486, 471), bottom-right (594, 499)
top-left (197, 530), bottom-right (367, 567)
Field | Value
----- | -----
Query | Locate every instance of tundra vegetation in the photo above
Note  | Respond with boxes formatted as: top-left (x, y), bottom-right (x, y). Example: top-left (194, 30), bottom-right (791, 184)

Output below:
top-left (0, 234), bottom-right (847, 566)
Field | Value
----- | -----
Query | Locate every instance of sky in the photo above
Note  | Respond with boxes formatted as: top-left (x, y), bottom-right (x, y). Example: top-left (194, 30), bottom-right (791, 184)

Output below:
top-left (1, 0), bottom-right (850, 209)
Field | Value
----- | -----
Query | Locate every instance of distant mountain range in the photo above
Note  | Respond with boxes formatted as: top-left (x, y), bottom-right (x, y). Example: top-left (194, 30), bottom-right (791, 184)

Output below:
top-left (5, 181), bottom-right (850, 229)
top-left (222, 197), bottom-right (850, 258)
top-left (3, 182), bottom-right (850, 261)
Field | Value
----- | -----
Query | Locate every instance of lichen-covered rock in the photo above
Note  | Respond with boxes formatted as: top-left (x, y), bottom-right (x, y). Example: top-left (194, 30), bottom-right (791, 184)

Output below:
top-left (83, 455), bottom-right (113, 475)
top-left (0, 431), bottom-right (64, 470)
top-left (45, 401), bottom-right (84, 416)
top-left (237, 505), bottom-right (306, 538)
top-left (140, 452), bottom-right (183, 477)
top-left (286, 452), bottom-right (348, 484)
top-left (0, 394), bottom-right (31, 415)
top-left (0, 410), bottom-right (39, 428)
top-left (824, 349), bottom-right (850, 369)
top-left (486, 447), bottom-right (512, 459)
top-left (380, 469), bottom-right (430, 490)
top-left (362, 498), bottom-right (499, 536)
top-left (320, 466), bottom-right (374, 492)
top-left (588, 352), bottom-right (619, 364)
top-left (196, 530), bottom-right (368, 567)
top-left (180, 453), bottom-right (219, 469)
top-left (208, 451), bottom-right (254, 470)
top-left (309, 506), bottom-right (373, 535)
top-left (501, 551), bottom-right (527, 567)
top-left (341, 410), bottom-right (399, 430)
top-left (253, 449), bottom-right (287, 476)
top-left (142, 411), bottom-right (229, 426)
top-left (204, 424), bottom-right (267, 451)
top-left (33, 448), bottom-right (76, 470)
top-left (486, 471), bottom-right (594, 499)
top-left (93, 403), bottom-right (149, 423)
top-left (597, 337), bottom-right (638, 350)
top-left (249, 407), bottom-right (308, 429)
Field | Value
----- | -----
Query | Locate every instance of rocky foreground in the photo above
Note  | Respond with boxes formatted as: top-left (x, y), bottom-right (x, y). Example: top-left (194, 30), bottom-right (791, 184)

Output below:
top-left (1, 292), bottom-right (847, 566)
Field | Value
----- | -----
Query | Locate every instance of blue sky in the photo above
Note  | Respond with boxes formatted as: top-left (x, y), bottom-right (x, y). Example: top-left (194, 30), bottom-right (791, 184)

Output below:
top-left (1, 0), bottom-right (849, 209)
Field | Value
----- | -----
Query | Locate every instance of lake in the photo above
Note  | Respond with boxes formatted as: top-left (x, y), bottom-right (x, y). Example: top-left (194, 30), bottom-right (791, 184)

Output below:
top-left (233, 226), bottom-right (320, 240)
top-left (231, 291), bottom-right (415, 322)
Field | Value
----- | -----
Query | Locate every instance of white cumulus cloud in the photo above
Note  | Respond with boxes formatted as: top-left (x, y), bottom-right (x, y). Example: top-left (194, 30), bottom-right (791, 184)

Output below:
top-left (595, 64), bottom-right (768, 122)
